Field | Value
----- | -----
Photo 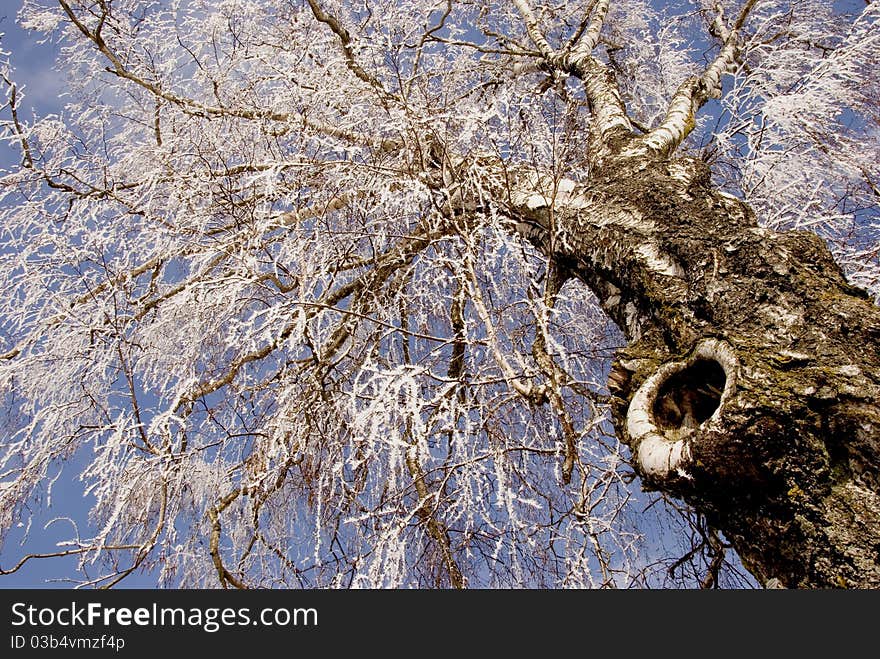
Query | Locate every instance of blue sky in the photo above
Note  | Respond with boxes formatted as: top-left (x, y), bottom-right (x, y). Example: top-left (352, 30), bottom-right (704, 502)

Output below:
top-left (0, 9), bottom-right (68, 588)
top-left (0, 8), bottom-right (64, 165)
top-left (0, 8), bottom-right (160, 588)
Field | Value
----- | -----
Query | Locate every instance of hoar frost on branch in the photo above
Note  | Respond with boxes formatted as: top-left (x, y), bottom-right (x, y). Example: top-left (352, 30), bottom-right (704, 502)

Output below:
top-left (0, 0), bottom-right (877, 588)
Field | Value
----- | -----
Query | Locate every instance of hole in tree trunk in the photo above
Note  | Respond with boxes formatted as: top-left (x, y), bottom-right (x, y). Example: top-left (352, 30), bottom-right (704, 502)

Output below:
top-left (652, 359), bottom-right (726, 434)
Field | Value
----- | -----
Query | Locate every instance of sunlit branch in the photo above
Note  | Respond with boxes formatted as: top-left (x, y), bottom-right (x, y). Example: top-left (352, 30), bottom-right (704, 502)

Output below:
top-left (0, 244), bottom-right (209, 361)
top-left (0, 544), bottom-right (140, 576)
top-left (403, 404), bottom-right (465, 588)
top-left (2, 75), bottom-right (34, 167)
top-left (58, 0), bottom-right (295, 122)
top-left (302, 116), bottom-right (402, 153)
top-left (529, 269), bottom-right (580, 485)
top-left (176, 226), bottom-right (448, 408)
top-left (116, 343), bottom-right (160, 456)
top-left (98, 481), bottom-right (169, 589)
top-left (461, 236), bottom-right (544, 402)
top-left (410, 0), bottom-right (454, 86)
top-left (642, 0), bottom-right (761, 156)
top-left (565, 0), bottom-right (610, 64)
top-left (207, 488), bottom-right (249, 589)
top-left (305, 0), bottom-right (397, 105)
top-left (512, 0), bottom-right (632, 149)
top-left (511, 0), bottom-right (556, 61)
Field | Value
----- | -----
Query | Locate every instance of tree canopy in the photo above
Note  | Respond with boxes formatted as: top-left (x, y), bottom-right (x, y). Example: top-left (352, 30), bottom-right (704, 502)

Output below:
top-left (1, 0), bottom-right (878, 588)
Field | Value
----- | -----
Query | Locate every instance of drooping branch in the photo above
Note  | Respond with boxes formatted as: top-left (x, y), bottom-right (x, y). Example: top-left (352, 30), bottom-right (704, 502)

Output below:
top-left (57, 0), bottom-right (293, 121)
top-left (176, 224), bottom-right (450, 410)
top-left (304, 0), bottom-right (398, 105)
top-left (207, 489), bottom-right (249, 589)
top-left (55, 1), bottom-right (398, 154)
top-left (404, 435), bottom-right (466, 588)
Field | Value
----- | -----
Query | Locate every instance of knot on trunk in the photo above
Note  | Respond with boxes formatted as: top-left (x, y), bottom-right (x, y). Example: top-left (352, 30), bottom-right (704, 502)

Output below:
top-left (626, 339), bottom-right (738, 481)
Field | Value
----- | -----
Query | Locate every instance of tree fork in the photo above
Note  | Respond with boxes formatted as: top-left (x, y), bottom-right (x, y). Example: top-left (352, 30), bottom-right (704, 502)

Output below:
top-left (514, 151), bottom-right (880, 588)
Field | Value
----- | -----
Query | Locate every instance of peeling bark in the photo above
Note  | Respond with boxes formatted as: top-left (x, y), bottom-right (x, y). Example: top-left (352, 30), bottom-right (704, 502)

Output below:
top-left (509, 150), bottom-right (880, 588)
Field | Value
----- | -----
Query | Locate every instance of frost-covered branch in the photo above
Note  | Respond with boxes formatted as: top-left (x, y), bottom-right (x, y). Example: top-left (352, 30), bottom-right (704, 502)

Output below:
top-left (56, 0), bottom-right (295, 122)
top-left (305, 0), bottom-right (396, 103)
top-left (565, 0), bottom-right (610, 65)
top-left (511, 0), bottom-right (633, 150)
top-left (511, 0), bottom-right (557, 61)
top-left (641, 0), bottom-right (761, 155)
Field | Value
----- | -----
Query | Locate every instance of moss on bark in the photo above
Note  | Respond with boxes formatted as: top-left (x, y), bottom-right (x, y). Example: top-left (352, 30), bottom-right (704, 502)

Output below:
top-left (524, 153), bottom-right (880, 588)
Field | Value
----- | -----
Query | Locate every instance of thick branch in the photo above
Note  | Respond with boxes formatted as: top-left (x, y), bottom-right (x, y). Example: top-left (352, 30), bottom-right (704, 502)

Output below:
top-left (565, 0), bottom-right (610, 64)
top-left (511, 0), bottom-right (633, 151)
top-left (641, 0), bottom-right (760, 155)
top-left (511, 0), bottom-right (556, 60)
top-left (305, 0), bottom-right (396, 104)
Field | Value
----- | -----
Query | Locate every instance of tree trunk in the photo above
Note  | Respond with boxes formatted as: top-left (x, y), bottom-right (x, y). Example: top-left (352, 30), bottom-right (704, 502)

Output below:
top-left (510, 146), bottom-right (880, 588)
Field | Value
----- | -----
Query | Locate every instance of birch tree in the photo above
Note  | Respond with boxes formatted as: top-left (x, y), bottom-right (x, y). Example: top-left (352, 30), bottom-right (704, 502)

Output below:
top-left (1, 0), bottom-right (878, 588)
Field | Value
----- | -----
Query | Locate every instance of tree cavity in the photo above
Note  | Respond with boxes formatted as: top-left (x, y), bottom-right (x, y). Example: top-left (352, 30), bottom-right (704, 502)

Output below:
top-left (652, 358), bottom-right (726, 440)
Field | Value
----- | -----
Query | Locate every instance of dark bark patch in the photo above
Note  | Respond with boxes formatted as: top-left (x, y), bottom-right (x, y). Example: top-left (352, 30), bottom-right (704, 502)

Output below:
top-left (652, 358), bottom-right (725, 432)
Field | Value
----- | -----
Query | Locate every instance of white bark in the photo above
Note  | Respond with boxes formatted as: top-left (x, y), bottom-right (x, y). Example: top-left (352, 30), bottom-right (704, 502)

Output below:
top-left (626, 339), bottom-right (739, 478)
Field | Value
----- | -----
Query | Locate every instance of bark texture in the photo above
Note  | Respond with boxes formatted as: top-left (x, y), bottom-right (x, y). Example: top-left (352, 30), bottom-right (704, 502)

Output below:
top-left (511, 144), bottom-right (880, 588)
